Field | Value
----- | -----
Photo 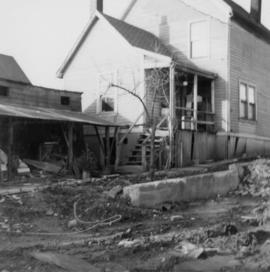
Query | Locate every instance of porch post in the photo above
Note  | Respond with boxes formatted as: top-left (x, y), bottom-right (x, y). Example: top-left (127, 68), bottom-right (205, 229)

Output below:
top-left (169, 63), bottom-right (175, 167)
top-left (193, 74), bottom-right (198, 131)
top-left (114, 127), bottom-right (120, 171)
top-left (211, 80), bottom-right (215, 113)
top-left (67, 123), bottom-right (74, 170)
top-left (7, 117), bottom-right (14, 181)
top-left (105, 126), bottom-right (111, 173)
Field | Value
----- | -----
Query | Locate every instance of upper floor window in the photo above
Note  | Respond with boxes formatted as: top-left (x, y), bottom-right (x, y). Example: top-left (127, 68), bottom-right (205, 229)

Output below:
top-left (0, 86), bottom-right (9, 96)
top-left (239, 82), bottom-right (256, 120)
top-left (190, 21), bottom-right (210, 59)
top-left (61, 96), bottom-right (70, 106)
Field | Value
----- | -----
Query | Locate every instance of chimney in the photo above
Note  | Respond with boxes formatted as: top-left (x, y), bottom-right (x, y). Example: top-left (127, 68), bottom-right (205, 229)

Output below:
top-left (90, 0), bottom-right (103, 15)
top-left (250, 0), bottom-right (262, 23)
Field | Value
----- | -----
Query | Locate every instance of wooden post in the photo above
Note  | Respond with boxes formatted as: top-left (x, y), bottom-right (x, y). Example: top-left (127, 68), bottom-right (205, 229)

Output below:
top-left (0, 152), bottom-right (2, 182)
top-left (180, 141), bottom-right (183, 168)
top-left (193, 74), bottom-right (198, 131)
top-left (114, 127), bottom-right (120, 171)
top-left (192, 74), bottom-right (199, 164)
top-left (141, 144), bottom-right (147, 170)
top-left (7, 117), bottom-right (14, 181)
top-left (67, 123), bottom-right (74, 170)
top-left (105, 126), bottom-right (111, 173)
top-left (169, 64), bottom-right (175, 167)
top-left (211, 80), bottom-right (215, 113)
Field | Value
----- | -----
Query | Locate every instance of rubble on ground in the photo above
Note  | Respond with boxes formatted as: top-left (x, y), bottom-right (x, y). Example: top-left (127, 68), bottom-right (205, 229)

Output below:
top-left (236, 159), bottom-right (270, 197)
top-left (3, 159), bottom-right (270, 271)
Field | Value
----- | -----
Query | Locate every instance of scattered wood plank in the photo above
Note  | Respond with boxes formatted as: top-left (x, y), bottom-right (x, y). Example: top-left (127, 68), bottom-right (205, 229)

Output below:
top-left (30, 252), bottom-right (101, 272)
top-left (24, 159), bottom-right (62, 174)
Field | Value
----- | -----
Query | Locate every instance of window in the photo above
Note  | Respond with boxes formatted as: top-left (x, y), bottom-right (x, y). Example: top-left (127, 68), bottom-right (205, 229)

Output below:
top-left (239, 82), bottom-right (256, 120)
top-left (0, 86), bottom-right (9, 96)
top-left (98, 72), bottom-right (117, 113)
top-left (190, 21), bottom-right (210, 58)
top-left (61, 96), bottom-right (70, 106)
top-left (101, 97), bottom-right (114, 112)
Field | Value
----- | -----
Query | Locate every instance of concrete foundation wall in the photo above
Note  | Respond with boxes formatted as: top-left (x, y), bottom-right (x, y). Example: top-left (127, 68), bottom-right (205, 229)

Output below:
top-left (123, 169), bottom-right (239, 208)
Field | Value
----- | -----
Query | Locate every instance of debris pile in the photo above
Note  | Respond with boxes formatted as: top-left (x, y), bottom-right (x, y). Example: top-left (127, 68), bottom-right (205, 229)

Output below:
top-left (236, 159), bottom-right (270, 197)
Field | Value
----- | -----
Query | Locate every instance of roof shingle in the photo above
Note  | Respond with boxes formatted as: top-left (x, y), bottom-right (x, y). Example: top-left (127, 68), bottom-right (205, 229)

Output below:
top-left (103, 13), bottom-right (171, 57)
top-left (223, 0), bottom-right (270, 44)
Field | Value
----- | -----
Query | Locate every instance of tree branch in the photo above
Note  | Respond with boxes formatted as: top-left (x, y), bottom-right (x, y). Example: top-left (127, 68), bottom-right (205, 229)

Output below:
top-left (110, 83), bottom-right (151, 123)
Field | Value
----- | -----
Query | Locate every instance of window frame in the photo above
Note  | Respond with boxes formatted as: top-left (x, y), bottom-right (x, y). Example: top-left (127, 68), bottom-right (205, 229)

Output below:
top-left (60, 96), bottom-right (70, 106)
top-left (239, 81), bottom-right (257, 121)
top-left (97, 71), bottom-right (118, 114)
top-left (189, 20), bottom-right (210, 59)
top-left (0, 86), bottom-right (9, 97)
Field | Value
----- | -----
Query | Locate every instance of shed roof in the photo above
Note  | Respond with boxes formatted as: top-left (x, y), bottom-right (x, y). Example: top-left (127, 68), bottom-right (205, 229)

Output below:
top-left (0, 54), bottom-right (31, 84)
top-left (0, 101), bottom-right (118, 127)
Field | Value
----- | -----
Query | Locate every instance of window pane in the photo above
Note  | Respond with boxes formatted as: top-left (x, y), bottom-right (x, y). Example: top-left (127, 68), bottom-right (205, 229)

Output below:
top-left (190, 21), bottom-right (209, 58)
top-left (191, 21), bottom-right (209, 41)
top-left (240, 101), bottom-right (247, 118)
top-left (102, 97), bottom-right (114, 112)
top-left (248, 86), bottom-right (255, 104)
top-left (248, 104), bottom-right (255, 120)
top-left (240, 84), bottom-right (247, 101)
top-left (191, 40), bottom-right (209, 58)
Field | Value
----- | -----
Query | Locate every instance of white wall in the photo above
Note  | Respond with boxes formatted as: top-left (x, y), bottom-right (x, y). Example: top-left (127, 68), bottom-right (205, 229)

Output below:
top-left (63, 18), bottom-right (144, 125)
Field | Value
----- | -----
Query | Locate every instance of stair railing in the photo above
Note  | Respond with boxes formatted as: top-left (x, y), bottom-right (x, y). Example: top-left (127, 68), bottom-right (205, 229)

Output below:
top-left (141, 114), bottom-right (169, 170)
top-left (115, 112), bottom-right (144, 170)
top-left (119, 111), bottom-right (144, 145)
top-left (142, 114), bottom-right (168, 145)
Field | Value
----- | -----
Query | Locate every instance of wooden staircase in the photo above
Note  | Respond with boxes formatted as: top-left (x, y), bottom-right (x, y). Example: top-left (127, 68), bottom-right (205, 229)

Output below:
top-left (116, 115), bottom-right (170, 174)
top-left (117, 129), bottom-right (169, 174)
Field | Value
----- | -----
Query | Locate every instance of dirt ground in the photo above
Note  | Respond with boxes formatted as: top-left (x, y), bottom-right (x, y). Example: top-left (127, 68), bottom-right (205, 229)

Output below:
top-left (1, 160), bottom-right (270, 272)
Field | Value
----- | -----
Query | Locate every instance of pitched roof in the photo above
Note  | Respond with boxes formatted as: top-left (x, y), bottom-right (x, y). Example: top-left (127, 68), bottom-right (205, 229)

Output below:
top-left (57, 12), bottom-right (171, 78)
top-left (223, 0), bottom-right (270, 44)
top-left (0, 54), bottom-right (31, 84)
top-left (103, 14), bottom-right (171, 57)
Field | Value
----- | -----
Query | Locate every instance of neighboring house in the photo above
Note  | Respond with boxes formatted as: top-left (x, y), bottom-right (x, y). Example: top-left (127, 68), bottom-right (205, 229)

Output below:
top-left (0, 53), bottom-right (82, 111)
top-left (57, 0), bottom-right (270, 172)
top-left (0, 54), bottom-right (116, 178)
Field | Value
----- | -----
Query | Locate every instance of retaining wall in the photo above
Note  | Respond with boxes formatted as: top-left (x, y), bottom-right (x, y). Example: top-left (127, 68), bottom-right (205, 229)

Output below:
top-left (123, 169), bottom-right (239, 208)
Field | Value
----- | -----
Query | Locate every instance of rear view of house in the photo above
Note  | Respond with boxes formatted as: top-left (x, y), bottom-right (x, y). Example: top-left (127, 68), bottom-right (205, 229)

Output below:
top-left (57, 0), bottom-right (270, 172)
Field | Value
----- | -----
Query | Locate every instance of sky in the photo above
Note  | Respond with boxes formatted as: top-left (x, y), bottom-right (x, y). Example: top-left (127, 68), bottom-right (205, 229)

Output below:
top-left (0, 0), bottom-right (269, 90)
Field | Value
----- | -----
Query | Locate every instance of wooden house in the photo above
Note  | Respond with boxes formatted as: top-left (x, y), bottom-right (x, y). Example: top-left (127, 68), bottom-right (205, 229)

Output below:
top-left (57, 0), bottom-right (270, 172)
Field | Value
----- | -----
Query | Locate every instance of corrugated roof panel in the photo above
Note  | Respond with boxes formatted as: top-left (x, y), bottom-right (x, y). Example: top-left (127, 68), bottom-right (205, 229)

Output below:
top-left (0, 102), bottom-right (118, 127)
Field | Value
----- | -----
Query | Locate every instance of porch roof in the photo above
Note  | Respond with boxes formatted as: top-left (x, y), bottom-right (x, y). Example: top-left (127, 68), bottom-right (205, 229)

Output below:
top-left (0, 101), bottom-right (118, 127)
top-left (174, 62), bottom-right (217, 79)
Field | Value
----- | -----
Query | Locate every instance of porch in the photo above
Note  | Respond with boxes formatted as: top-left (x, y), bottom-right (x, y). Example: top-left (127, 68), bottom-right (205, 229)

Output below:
top-left (116, 63), bottom-right (217, 172)
top-left (153, 66), bottom-right (216, 134)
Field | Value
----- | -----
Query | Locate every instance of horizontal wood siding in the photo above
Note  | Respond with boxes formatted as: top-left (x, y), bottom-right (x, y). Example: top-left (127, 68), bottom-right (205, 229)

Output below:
top-left (0, 80), bottom-right (81, 111)
top-left (126, 0), bottom-right (229, 131)
top-left (230, 21), bottom-right (270, 137)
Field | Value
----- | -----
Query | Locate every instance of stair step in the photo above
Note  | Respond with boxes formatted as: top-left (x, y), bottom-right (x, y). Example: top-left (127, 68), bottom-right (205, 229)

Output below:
top-left (129, 155), bottom-right (151, 159)
top-left (126, 161), bottom-right (143, 166)
top-left (117, 165), bottom-right (144, 174)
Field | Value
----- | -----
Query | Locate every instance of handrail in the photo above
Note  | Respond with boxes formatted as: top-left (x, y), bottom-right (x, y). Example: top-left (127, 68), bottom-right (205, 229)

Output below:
top-left (119, 112), bottom-right (144, 144)
top-left (142, 115), bottom-right (168, 145)
top-left (175, 106), bottom-right (215, 115)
